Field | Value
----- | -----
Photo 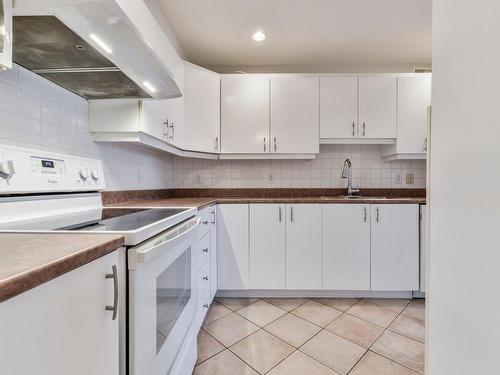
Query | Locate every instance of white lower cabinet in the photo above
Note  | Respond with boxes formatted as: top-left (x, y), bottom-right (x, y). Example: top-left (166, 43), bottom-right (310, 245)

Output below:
top-left (0, 249), bottom-right (123, 375)
top-left (217, 203), bottom-right (420, 292)
top-left (420, 205), bottom-right (427, 292)
top-left (249, 204), bottom-right (286, 289)
top-left (286, 204), bottom-right (322, 290)
top-left (217, 204), bottom-right (250, 290)
top-left (209, 206), bottom-right (218, 300)
top-left (371, 204), bottom-right (420, 291)
top-left (323, 205), bottom-right (371, 290)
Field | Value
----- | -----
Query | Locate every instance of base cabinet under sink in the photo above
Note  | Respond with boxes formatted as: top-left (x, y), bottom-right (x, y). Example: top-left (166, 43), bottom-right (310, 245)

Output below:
top-left (217, 203), bottom-right (420, 293)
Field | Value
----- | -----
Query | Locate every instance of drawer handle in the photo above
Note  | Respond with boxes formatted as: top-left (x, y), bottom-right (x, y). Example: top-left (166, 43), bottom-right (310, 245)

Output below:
top-left (202, 248), bottom-right (209, 253)
top-left (203, 276), bottom-right (209, 281)
top-left (105, 265), bottom-right (118, 321)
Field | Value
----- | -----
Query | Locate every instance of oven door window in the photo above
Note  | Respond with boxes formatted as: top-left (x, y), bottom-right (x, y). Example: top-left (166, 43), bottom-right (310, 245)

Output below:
top-left (156, 248), bottom-right (191, 353)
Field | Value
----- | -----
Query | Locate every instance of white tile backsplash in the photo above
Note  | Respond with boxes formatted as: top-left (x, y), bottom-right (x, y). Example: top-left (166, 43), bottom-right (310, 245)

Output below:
top-left (0, 64), bottom-right (174, 191)
top-left (173, 144), bottom-right (426, 189)
top-left (0, 64), bottom-right (425, 192)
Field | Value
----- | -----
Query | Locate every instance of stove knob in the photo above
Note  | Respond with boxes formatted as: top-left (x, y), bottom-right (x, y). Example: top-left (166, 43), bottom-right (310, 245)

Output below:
top-left (91, 169), bottom-right (100, 181)
top-left (0, 160), bottom-right (15, 179)
top-left (79, 168), bottom-right (89, 181)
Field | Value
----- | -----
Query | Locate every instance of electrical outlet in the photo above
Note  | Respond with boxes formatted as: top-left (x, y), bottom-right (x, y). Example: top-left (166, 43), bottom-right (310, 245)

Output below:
top-left (194, 173), bottom-right (203, 185)
top-left (394, 172), bottom-right (402, 185)
top-left (405, 173), bottom-right (415, 185)
top-left (268, 174), bottom-right (274, 185)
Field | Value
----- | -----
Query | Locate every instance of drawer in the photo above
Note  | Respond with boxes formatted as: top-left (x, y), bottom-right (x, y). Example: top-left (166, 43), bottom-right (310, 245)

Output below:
top-left (197, 261), bottom-right (211, 320)
top-left (197, 207), bottom-right (211, 240)
top-left (196, 232), bottom-right (211, 271)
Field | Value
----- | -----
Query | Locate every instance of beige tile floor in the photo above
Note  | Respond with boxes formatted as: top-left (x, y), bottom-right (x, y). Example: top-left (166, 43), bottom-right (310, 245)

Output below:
top-left (194, 297), bottom-right (425, 375)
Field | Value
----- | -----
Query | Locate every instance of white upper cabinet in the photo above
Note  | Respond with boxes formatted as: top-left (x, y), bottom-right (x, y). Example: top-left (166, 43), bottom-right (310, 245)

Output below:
top-left (358, 76), bottom-right (397, 138)
top-left (371, 204), bottom-right (419, 291)
top-left (320, 77), bottom-right (358, 139)
top-left (0, 0), bottom-right (12, 70)
top-left (183, 62), bottom-right (221, 153)
top-left (382, 75), bottom-right (432, 160)
top-left (285, 204), bottom-right (322, 290)
top-left (221, 75), bottom-right (270, 154)
top-left (270, 76), bottom-right (320, 154)
top-left (249, 204), bottom-right (286, 289)
top-left (323, 204), bottom-right (371, 291)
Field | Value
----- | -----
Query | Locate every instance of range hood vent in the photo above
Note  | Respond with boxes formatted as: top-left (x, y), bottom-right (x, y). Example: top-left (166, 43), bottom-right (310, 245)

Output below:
top-left (13, 16), bottom-right (151, 99)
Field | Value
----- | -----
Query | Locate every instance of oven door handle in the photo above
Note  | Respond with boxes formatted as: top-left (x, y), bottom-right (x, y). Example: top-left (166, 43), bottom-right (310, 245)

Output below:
top-left (129, 217), bottom-right (200, 268)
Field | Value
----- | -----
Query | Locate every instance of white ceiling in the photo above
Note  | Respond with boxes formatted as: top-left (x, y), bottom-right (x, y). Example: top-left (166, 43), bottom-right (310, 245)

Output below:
top-left (156, 0), bottom-right (432, 72)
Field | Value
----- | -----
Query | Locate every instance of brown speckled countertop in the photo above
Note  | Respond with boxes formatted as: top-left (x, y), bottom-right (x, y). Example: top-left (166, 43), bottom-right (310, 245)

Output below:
top-left (0, 233), bottom-right (124, 303)
top-left (104, 188), bottom-right (426, 210)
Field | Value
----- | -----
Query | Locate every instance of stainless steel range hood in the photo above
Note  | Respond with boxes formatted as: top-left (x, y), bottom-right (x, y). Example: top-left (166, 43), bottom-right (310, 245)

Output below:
top-left (11, 0), bottom-right (182, 100)
top-left (13, 16), bottom-right (150, 99)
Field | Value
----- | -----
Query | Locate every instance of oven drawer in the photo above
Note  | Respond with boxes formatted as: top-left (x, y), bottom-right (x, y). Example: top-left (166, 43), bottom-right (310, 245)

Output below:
top-left (197, 232), bottom-right (211, 271)
top-left (197, 207), bottom-right (212, 240)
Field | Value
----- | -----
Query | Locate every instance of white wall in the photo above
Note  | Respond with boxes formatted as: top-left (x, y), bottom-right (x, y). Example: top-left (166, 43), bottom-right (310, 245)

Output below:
top-left (173, 144), bottom-right (425, 189)
top-left (428, 0), bottom-right (500, 374)
top-left (0, 64), bottom-right (173, 191)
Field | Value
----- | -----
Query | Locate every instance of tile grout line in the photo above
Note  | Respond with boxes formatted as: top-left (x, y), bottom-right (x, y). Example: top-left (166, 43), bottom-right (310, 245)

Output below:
top-left (346, 299), bottom-right (424, 375)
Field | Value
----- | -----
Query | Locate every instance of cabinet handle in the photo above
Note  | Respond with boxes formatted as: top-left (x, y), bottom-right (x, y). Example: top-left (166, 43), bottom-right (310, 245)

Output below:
top-left (273, 137), bottom-right (277, 152)
top-left (105, 265), bottom-right (118, 321)
top-left (211, 211), bottom-right (216, 225)
top-left (203, 304), bottom-right (209, 309)
top-left (202, 220), bottom-right (209, 225)
top-left (203, 276), bottom-right (209, 281)
top-left (163, 119), bottom-right (169, 136)
top-left (363, 207), bottom-right (367, 222)
top-left (264, 137), bottom-right (266, 152)
top-left (278, 206), bottom-right (282, 222)
top-left (202, 248), bottom-right (209, 253)
top-left (170, 123), bottom-right (175, 140)
top-left (424, 137), bottom-right (428, 152)
top-left (376, 207), bottom-right (380, 223)
top-left (352, 122), bottom-right (356, 137)
top-left (362, 122), bottom-right (366, 136)
top-left (290, 206), bottom-right (294, 222)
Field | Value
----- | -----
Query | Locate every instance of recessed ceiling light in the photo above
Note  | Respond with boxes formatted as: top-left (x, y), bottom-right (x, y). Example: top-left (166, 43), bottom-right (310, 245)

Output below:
top-left (143, 81), bottom-right (156, 93)
top-left (252, 31), bottom-right (266, 42)
top-left (89, 34), bottom-right (112, 54)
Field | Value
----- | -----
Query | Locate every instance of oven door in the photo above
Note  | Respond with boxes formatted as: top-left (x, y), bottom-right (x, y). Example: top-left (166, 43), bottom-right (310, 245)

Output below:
top-left (128, 217), bottom-right (200, 375)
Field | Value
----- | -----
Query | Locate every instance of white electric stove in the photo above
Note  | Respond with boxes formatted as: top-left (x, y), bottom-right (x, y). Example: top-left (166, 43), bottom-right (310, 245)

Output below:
top-left (0, 145), bottom-right (200, 375)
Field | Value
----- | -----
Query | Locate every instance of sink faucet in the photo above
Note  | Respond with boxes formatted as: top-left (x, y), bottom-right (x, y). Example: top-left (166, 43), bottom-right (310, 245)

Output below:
top-left (341, 159), bottom-right (360, 196)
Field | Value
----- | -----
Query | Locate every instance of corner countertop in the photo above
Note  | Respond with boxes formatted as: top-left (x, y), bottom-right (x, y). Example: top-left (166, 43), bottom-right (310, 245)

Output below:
top-left (0, 233), bottom-right (124, 303)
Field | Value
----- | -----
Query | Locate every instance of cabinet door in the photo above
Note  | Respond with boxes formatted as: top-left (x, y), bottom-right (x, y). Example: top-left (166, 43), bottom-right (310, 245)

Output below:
top-left (210, 206), bottom-right (218, 300)
top-left (249, 204), bottom-right (286, 289)
top-left (323, 205), bottom-right (371, 290)
top-left (358, 76), bottom-right (397, 138)
top-left (286, 204), bottom-right (322, 290)
top-left (141, 99), bottom-right (169, 141)
top-left (270, 76), bottom-right (319, 154)
top-left (165, 96), bottom-right (185, 148)
top-left (0, 250), bottom-right (121, 375)
top-left (320, 76), bottom-right (358, 138)
top-left (183, 62), bottom-right (220, 153)
top-left (217, 204), bottom-right (249, 290)
top-left (371, 204), bottom-right (419, 291)
top-left (221, 75), bottom-right (270, 154)
top-left (397, 75), bottom-right (432, 154)
top-left (419, 205), bottom-right (427, 292)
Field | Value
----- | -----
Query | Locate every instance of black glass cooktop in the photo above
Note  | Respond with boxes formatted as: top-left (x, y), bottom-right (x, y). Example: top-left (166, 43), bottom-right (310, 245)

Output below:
top-left (59, 208), bottom-right (189, 232)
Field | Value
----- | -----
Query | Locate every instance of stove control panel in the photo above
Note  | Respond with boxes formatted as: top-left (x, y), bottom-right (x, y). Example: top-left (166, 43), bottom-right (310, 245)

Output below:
top-left (0, 145), bottom-right (105, 194)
